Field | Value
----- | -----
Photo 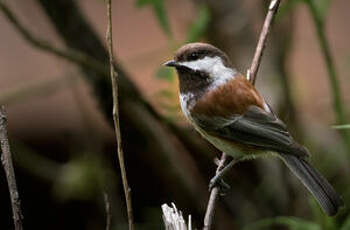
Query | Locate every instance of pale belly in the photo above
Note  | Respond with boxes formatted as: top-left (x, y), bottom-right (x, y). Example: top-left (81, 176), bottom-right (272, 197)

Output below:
top-left (198, 127), bottom-right (271, 161)
top-left (188, 114), bottom-right (266, 159)
top-left (195, 125), bottom-right (246, 157)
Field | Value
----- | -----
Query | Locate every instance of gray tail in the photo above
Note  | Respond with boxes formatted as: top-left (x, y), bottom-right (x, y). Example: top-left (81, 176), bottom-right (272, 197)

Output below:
top-left (280, 153), bottom-right (344, 216)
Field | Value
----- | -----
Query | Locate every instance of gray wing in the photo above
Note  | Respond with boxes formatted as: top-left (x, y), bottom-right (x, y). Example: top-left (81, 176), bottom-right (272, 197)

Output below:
top-left (194, 105), bottom-right (309, 157)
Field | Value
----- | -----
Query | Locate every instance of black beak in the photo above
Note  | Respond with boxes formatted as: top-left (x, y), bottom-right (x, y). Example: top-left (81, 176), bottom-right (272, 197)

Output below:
top-left (163, 60), bottom-right (178, 67)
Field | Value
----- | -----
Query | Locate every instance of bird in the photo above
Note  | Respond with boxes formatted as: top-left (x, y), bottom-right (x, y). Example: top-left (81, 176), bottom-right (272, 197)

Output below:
top-left (164, 42), bottom-right (344, 216)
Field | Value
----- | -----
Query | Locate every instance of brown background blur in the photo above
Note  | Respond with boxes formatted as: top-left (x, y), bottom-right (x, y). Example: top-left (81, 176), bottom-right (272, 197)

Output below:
top-left (0, 0), bottom-right (350, 229)
top-left (1, 0), bottom-right (349, 136)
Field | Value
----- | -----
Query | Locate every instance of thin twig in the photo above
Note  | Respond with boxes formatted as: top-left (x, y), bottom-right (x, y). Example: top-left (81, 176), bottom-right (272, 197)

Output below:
top-left (203, 1), bottom-right (281, 229)
top-left (2, 0), bottom-right (212, 217)
top-left (105, 1), bottom-right (134, 230)
top-left (0, 106), bottom-right (23, 230)
top-left (0, 1), bottom-right (108, 76)
top-left (203, 153), bottom-right (227, 230)
top-left (104, 192), bottom-right (111, 230)
top-left (248, 0), bottom-right (281, 85)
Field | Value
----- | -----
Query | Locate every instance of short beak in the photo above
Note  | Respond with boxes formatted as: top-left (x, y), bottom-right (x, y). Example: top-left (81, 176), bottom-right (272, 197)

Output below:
top-left (163, 60), bottom-right (178, 67)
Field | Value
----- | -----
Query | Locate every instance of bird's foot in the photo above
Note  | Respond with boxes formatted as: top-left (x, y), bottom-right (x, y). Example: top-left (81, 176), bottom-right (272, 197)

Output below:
top-left (208, 156), bottom-right (243, 194)
top-left (209, 176), bottom-right (230, 195)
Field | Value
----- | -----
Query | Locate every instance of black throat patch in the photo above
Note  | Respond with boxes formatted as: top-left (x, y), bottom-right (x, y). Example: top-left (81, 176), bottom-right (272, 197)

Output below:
top-left (176, 67), bottom-right (212, 98)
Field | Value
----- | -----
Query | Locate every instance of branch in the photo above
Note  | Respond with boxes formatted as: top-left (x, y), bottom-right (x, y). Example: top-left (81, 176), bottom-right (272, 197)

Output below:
top-left (0, 1), bottom-right (108, 76)
top-left (3, 0), bottom-right (212, 215)
top-left (203, 1), bottom-right (281, 229)
top-left (0, 106), bottom-right (23, 230)
top-left (248, 0), bottom-right (281, 85)
top-left (1, 0), bottom-right (217, 221)
top-left (203, 153), bottom-right (227, 230)
top-left (105, 1), bottom-right (134, 230)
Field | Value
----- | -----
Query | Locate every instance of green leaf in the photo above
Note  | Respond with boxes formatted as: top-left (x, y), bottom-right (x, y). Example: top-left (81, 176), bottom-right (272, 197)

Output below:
top-left (53, 155), bottom-right (107, 200)
top-left (136, 0), bottom-right (152, 7)
top-left (332, 124), bottom-right (350, 129)
top-left (155, 67), bottom-right (174, 82)
top-left (136, 0), bottom-right (172, 37)
top-left (277, 0), bottom-right (304, 19)
top-left (155, 89), bottom-right (174, 99)
top-left (305, 0), bottom-right (331, 19)
top-left (157, 101), bottom-right (180, 112)
top-left (243, 216), bottom-right (321, 230)
top-left (186, 5), bottom-right (211, 43)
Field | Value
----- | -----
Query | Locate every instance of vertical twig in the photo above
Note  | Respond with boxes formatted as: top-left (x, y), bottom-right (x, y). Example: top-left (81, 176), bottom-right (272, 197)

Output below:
top-left (0, 106), bottom-right (23, 230)
top-left (105, 1), bottom-right (134, 230)
top-left (203, 1), bottom-right (281, 229)
top-left (248, 0), bottom-right (281, 85)
top-left (104, 192), bottom-right (111, 230)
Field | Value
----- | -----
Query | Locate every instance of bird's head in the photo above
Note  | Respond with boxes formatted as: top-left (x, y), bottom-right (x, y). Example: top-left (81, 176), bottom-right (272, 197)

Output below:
top-left (164, 43), bottom-right (236, 93)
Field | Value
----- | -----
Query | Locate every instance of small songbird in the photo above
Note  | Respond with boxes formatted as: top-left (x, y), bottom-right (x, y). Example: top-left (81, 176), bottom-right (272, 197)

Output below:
top-left (164, 42), bottom-right (344, 216)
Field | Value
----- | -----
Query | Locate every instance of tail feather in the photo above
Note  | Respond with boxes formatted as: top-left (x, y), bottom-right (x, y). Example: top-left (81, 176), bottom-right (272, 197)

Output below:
top-left (280, 153), bottom-right (344, 216)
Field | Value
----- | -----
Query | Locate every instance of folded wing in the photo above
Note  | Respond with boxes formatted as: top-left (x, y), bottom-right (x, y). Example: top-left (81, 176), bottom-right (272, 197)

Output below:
top-left (193, 105), bottom-right (309, 157)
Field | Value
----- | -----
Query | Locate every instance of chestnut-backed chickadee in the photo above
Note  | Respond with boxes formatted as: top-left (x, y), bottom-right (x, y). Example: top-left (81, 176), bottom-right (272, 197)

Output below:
top-left (164, 42), bottom-right (343, 216)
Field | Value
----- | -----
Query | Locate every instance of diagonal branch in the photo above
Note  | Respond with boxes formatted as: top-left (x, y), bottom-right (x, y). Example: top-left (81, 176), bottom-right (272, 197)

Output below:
top-left (0, 1), bottom-right (107, 76)
top-left (248, 0), bottom-right (281, 85)
top-left (203, 1), bottom-right (282, 229)
top-left (105, 1), bottom-right (134, 230)
top-left (203, 153), bottom-right (228, 230)
top-left (0, 106), bottom-right (23, 230)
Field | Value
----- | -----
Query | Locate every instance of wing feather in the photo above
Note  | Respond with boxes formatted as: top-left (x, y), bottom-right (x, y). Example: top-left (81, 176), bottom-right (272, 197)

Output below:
top-left (193, 105), bottom-right (309, 157)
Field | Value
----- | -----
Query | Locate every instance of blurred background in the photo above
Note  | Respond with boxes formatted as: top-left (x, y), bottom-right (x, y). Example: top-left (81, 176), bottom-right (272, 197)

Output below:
top-left (0, 0), bottom-right (350, 229)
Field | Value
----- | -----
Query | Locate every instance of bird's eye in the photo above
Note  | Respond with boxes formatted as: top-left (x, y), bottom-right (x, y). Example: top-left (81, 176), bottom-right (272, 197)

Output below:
top-left (189, 53), bottom-right (198, 61)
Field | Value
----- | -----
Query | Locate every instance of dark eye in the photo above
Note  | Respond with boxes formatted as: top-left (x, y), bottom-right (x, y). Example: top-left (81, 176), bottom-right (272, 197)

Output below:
top-left (188, 53), bottom-right (199, 61)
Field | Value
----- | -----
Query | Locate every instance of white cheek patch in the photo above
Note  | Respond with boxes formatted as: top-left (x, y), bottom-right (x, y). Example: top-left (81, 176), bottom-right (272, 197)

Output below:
top-left (179, 56), bottom-right (236, 87)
